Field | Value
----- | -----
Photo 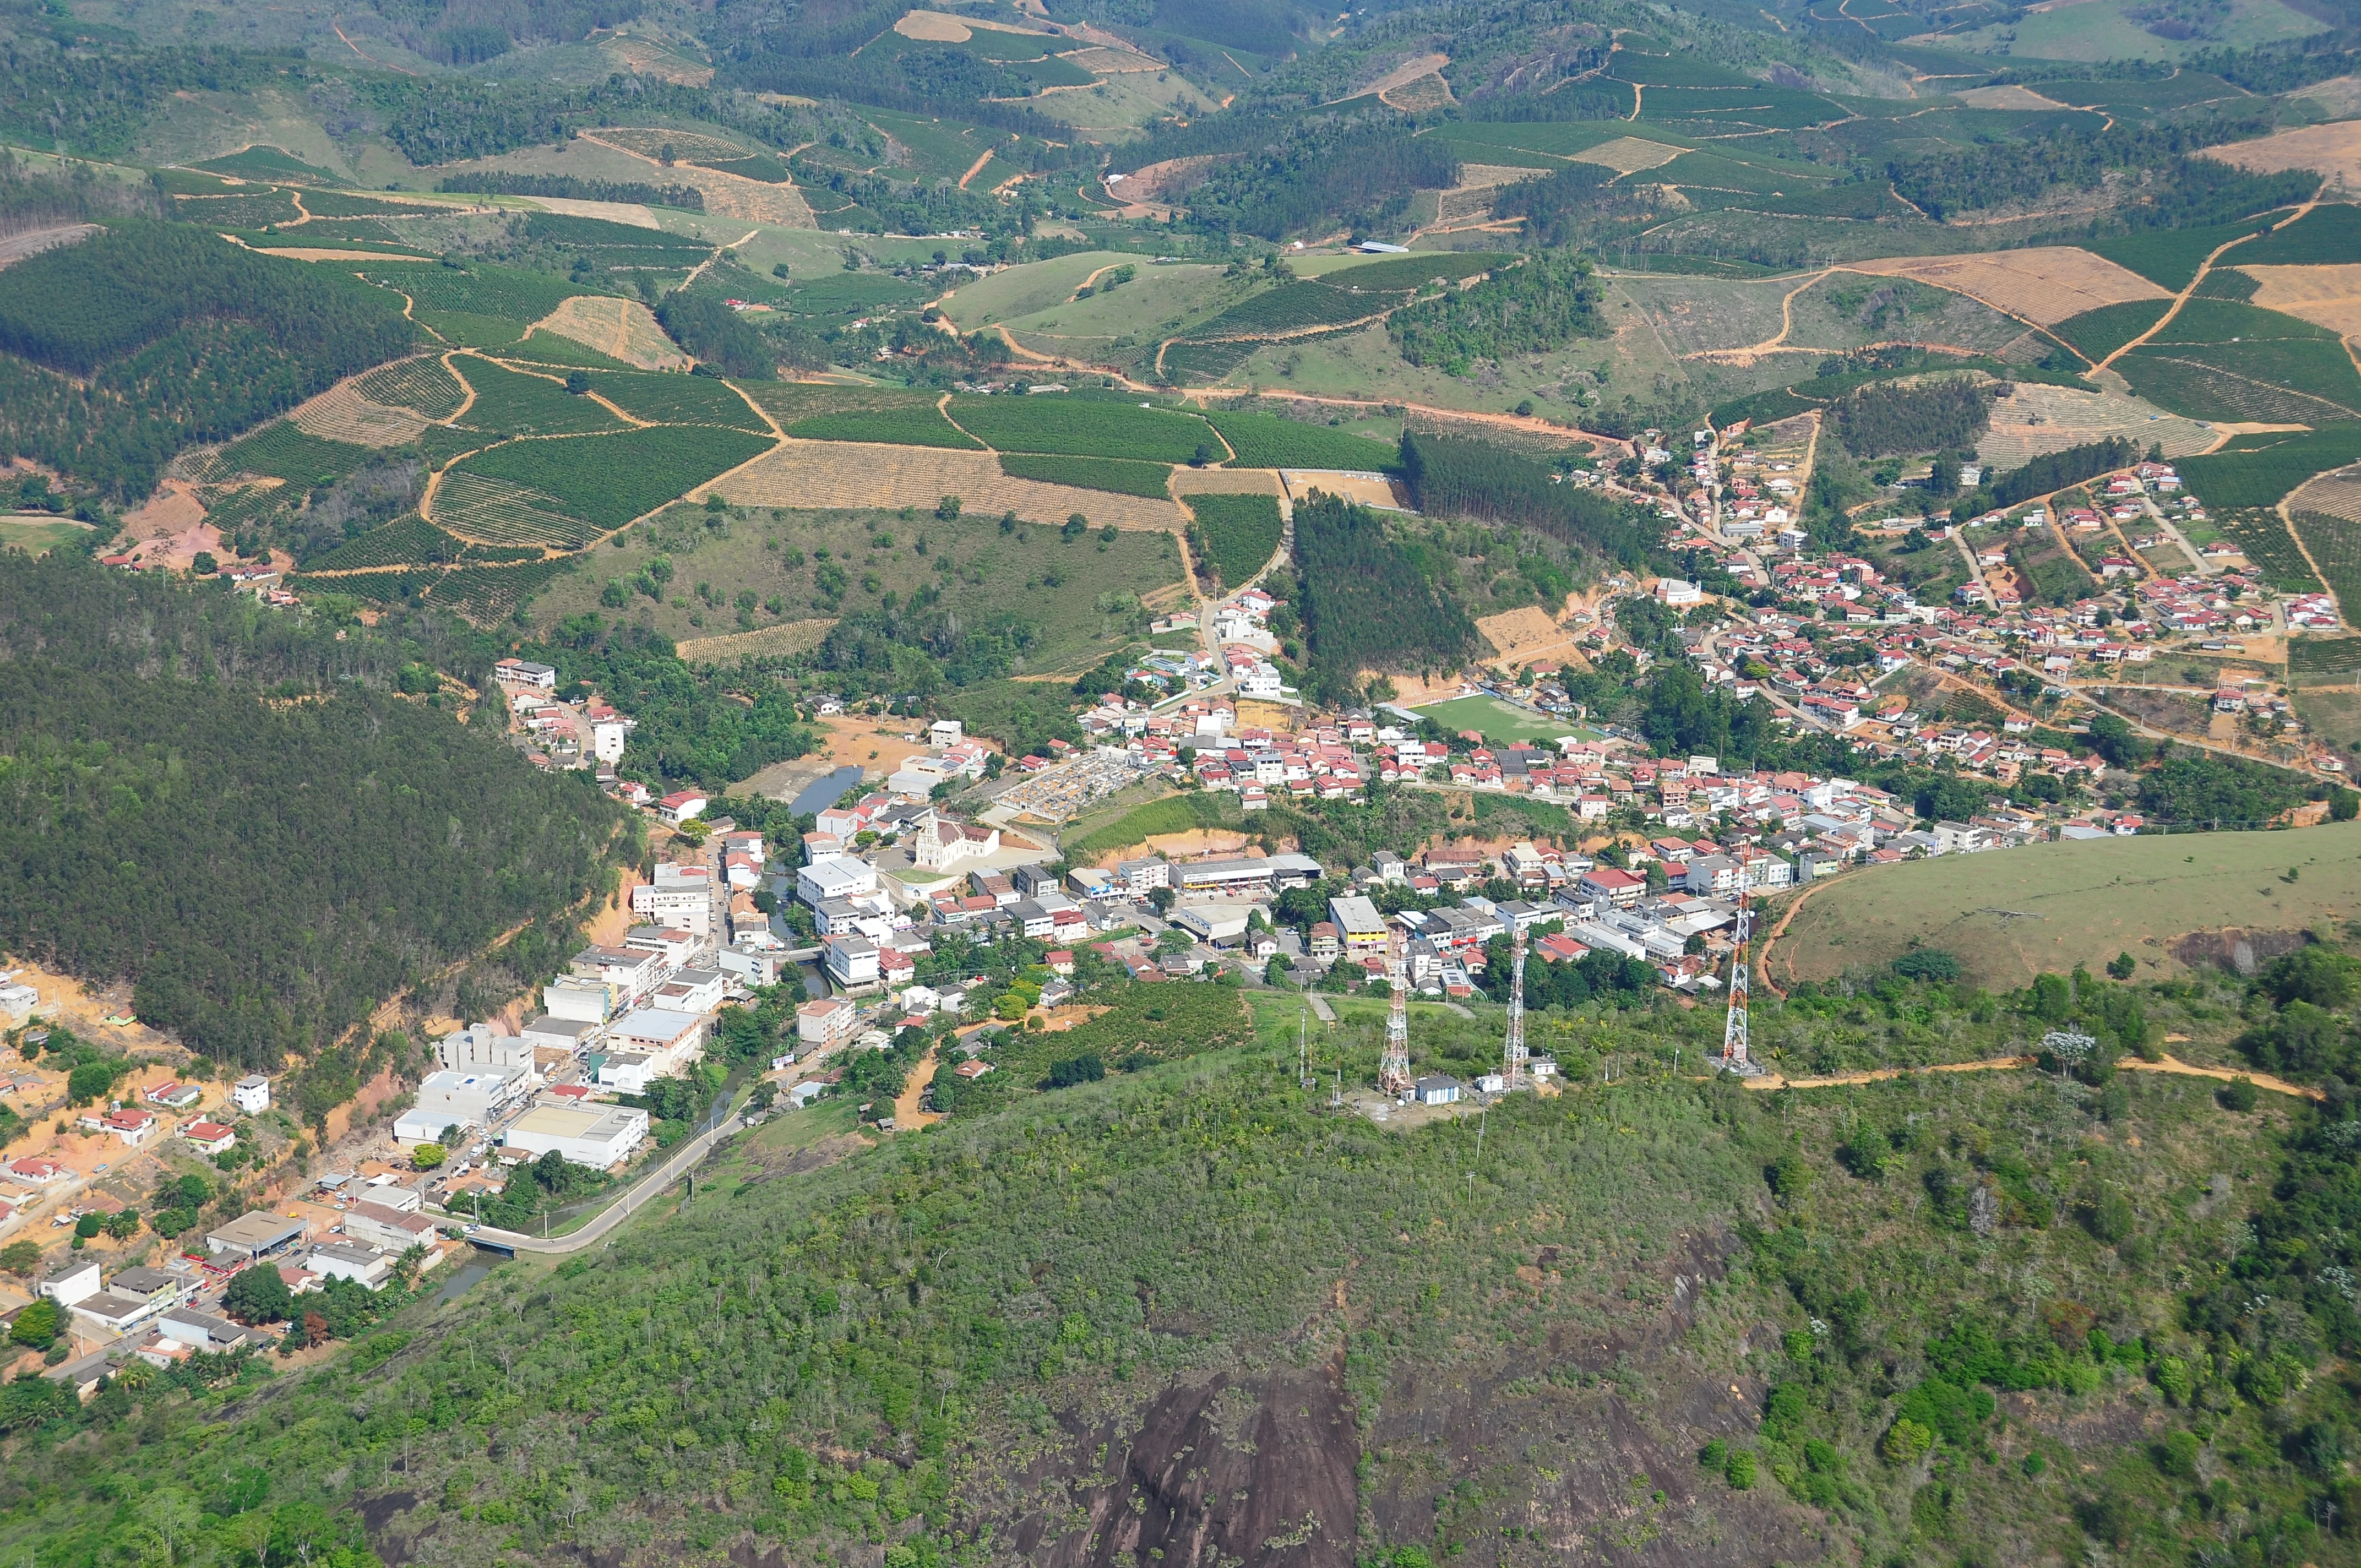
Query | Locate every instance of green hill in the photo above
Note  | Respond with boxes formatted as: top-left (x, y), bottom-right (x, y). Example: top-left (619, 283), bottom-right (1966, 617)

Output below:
top-left (1773, 821), bottom-right (2361, 989)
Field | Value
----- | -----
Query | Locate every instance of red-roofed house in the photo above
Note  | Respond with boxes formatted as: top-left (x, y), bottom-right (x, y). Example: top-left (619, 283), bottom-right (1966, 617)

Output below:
top-left (181, 1120), bottom-right (236, 1156)
top-left (658, 791), bottom-right (708, 826)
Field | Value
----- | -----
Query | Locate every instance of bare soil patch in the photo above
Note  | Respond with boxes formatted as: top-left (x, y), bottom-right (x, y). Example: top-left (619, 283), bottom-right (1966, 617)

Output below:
top-left (714, 437), bottom-right (1187, 529)
top-left (2199, 121), bottom-right (2361, 191)
top-left (1955, 84), bottom-right (2072, 110)
top-left (250, 247), bottom-right (434, 263)
top-left (1346, 51), bottom-right (1452, 103)
top-left (1281, 469), bottom-right (1409, 510)
top-left (0, 222), bottom-right (97, 271)
top-left (1475, 603), bottom-right (1581, 664)
top-left (1570, 135), bottom-right (1687, 175)
top-left (1381, 72), bottom-right (1456, 112)
top-left (531, 295), bottom-right (688, 369)
top-left (1845, 248), bottom-right (2167, 327)
top-left (2238, 263), bottom-right (2361, 339)
top-left (1172, 466), bottom-right (1285, 497)
top-left (601, 36), bottom-right (713, 85)
top-left (576, 133), bottom-right (813, 227)
top-left (523, 197), bottom-right (659, 228)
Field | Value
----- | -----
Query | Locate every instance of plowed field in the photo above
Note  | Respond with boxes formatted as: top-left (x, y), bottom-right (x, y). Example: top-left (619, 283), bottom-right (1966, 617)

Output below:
top-left (711, 438), bottom-right (1187, 529)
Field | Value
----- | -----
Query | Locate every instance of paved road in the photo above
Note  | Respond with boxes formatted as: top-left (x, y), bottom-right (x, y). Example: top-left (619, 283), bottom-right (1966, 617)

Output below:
top-left (471, 1109), bottom-right (743, 1255)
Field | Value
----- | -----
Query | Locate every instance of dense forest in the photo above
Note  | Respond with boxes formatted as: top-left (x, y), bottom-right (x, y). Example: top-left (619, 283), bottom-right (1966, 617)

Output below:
top-left (433, 172), bottom-right (705, 209)
top-left (1399, 431), bottom-right (1660, 569)
top-left (525, 619), bottom-right (817, 791)
top-left (1292, 491), bottom-right (1480, 699)
top-left (1887, 108), bottom-right (2318, 226)
top-left (1987, 436), bottom-right (2141, 508)
top-left (1831, 376), bottom-right (1992, 459)
top-left (1179, 121), bottom-right (1457, 242)
top-left (655, 292), bottom-right (775, 380)
top-left (1386, 251), bottom-right (1606, 374)
top-left (0, 556), bottom-right (626, 1069)
top-left (0, 224), bottom-right (415, 498)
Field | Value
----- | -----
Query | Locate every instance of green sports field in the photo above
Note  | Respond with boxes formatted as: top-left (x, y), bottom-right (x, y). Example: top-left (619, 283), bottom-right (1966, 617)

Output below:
top-left (1416, 694), bottom-right (1577, 744)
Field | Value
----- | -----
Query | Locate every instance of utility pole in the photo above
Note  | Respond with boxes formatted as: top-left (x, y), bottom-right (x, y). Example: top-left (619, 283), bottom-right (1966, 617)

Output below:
top-left (1378, 929), bottom-right (1412, 1098)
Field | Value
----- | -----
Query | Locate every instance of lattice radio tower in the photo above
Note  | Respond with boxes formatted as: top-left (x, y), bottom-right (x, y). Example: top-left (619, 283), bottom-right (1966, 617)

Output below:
top-left (1721, 894), bottom-right (1754, 1071)
top-left (1379, 928), bottom-right (1413, 1097)
top-left (1502, 924), bottom-right (1528, 1091)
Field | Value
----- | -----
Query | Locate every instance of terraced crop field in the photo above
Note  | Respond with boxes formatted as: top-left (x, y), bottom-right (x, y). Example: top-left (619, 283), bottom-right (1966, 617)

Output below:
top-left (454, 361), bottom-right (628, 437)
top-left (784, 405), bottom-right (980, 449)
top-left (431, 472), bottom-right (601, 549)
top-left (997, 454), bottom-right (1174, 498)
top-left (449, 425), bottom-right (773, 530)
top-left (2215, 508), bottom-right (2322, 592)
top-left (355, 356), bottom-right (469, 420)
top-left (949, 397), bottom-right (1214, 462)
top-left (215, 422), bottom-right (374, 486)
top-left (1202, 408), bottom-right (1403, 471)
top-left (712, 439), bottom-right (1185, 529)
top-left (288, 380), bottom-right (431, 447)
top-left (585, 371), bottom-right (771, 432)
top-left (301, 516), bottom-right (463, 572)
top-left (1187, 492), bottom-right (1284, 586)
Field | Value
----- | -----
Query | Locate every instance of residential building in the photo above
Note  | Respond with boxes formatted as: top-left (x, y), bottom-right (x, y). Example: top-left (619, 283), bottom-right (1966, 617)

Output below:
top-left (181, 1120), bottom-right (236, 1156)
top-left (824, 934), bottom-right (882, 990)
top-left (1577, 867), bottom-right (1647, 908)
top-left (798, 995), bottom-right (855, 1046)
top-left (37, 1259), bottom-right (101, 1307)
top-left (307, 1243), bottom-right (396, 1291)
top-left (142, 1082), bottom-right (204, 1110)
top-left (155, 1308), bottom-right (255, 1352)
top-left (657, 791), bottom-right (708, 826)
top-left (542, 975), bottom-right (618, 1023)
top-left (436, 1023), bottom-right (535, 1077)
top-left (607, 1008), bottom-right (707, 1073)
top-left (343, 1200), bottom-right (437, 1255)
top-left (232, 1075), bottom-right (271, 1114)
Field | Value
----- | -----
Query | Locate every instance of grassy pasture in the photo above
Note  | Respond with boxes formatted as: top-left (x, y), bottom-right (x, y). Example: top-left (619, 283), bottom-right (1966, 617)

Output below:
top-left (0, 516), bottom-right (94, 556)
top-left (530, 502), bottom-right (1182, 668)
top-left (1774, 821), bottom-right (2361, 988)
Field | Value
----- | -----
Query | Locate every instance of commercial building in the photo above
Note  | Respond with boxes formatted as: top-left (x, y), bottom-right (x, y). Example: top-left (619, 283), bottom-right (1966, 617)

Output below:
top-left (1326, 894), bottom-right (1389, 953)
top-left (393, 1064), bottom-right (534, 1145)
top-left (205, 1211), bottom-right (308, 1262)
top-left (502, 1102), bottom-right (650, 1168)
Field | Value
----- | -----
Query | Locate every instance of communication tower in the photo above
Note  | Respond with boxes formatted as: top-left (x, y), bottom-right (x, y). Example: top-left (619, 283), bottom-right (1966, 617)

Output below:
top-left (1721, 894), bottom-right (1760, 1075)
top-left (1379, 928), bottom-right (1413, 1097)
top-left (1502, 924), bottom-right (1528, 1091)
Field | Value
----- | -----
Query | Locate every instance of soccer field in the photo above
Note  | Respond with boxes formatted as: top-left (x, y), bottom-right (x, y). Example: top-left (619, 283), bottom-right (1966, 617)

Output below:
top-left (1416, 694), bottom-right (1579, 744)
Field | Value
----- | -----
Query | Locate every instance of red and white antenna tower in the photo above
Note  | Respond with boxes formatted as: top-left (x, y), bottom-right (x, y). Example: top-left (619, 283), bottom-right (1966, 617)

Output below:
top-left (1502, 924), bottom-right (1528, 1091)
top-left (1721, 892), bottom-right (1755, 1072)
top-left (1379, 928), bottom-right (1413, 1097)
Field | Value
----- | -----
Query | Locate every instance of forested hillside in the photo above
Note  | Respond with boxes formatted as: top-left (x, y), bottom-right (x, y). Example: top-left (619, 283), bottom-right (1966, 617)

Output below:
top-left (0, 556), bottom-right (628, 1069)
top-left (1293, 491), bottom-right (1481, 701)
top-left (0, 224), bottom-right (416, 499)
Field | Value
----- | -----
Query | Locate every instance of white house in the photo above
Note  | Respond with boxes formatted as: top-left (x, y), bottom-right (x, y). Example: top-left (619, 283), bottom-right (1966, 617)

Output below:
top-left (494, 658), bottom-right (557, 690)
top-left (232, 1075), bottom-right (271, 1114)
top-left (181, 1120), bottom-right (236, 1156)
top-left (796, 995), bottom-right (855, 1047)
top-left (657, 790), bottom-right (708, 826)
top-left (307, 1242), bottom-right (396, 1291)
